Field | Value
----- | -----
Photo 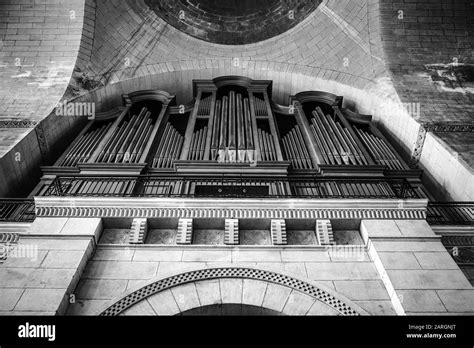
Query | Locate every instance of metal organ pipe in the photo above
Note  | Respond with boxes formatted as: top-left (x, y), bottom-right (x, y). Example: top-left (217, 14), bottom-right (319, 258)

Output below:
top-left (128, 114), bottom-right (151, 163)
top-left (265, 131), bottom-right (275, 161)
top-left (61, 125), bottom-right (99, 166)
top-left (123, 110), bottom-right (149, 163)
top-left (153, 123), bottom-right (171, 167)
top-left (237, 93), bottom-right (246, 161)
top-left (198, 126), bottom-right (208, 160)
top-left (218, 96), bottom-right (228, 156)
top-left (355, 128), bottom-right (384, 166)
top-left (97, 119), bottom-right (127, 162)
top-left (257, 128), bottom-right (266, 161)
top-left (323, 114), bottom-right (353, 165)
top-left (354, 127), bottom-right (404, 170)
top-left (294, 126), bottom-right (313, 168)
top-left (110, 116), bottom-right (135, 163)
top-left (198, 95), bottom-right (211, 116)
top-left (312, 111), bottom-right (341, 164)
top-left (307, 107), bottom-right (383, 167)
top-left (188, 126), bottom-right (197, 161)
top-left (90, 107), bottom-right (154, 164)
top-left (210, 100), bottom-right (222, 160)
top-left (115, 114), bottom-right (141, 163)
top-left (336, 122), bottom-right (365, 165)
top-left (243, 98), bottom-right (254, 149)
top-left (60, 130), bottom-right (90, 166)
top-left (79, 126), bottom-right (107, 164)
top-left (161, 126), bottom-right (177, 165)
top-left (72, 129), bottom-right (97, 165)
top-left (208, 91), bottom-right (278, 164)
top-left (309, 122), bottom-right (329, 164)
top-left (153, 122), bottom-right (184, 168)
top-left (228, 91), bottom-right (236, 160)
top-left (311, 117), bottom-right (332, 164)
top-left (318, 111), bottom-right (347, 165)
top-left (192, 129), bottom-right (201, 161)
top-left (343, 128), bottom-right (368, 165)
top-left (285, 130), bottom-right (299, 168)
top-left (254, 96), bottom-right (266, 116)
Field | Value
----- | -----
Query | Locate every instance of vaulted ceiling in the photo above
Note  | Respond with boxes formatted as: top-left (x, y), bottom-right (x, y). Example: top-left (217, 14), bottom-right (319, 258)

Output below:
top-left (145, 0), bottom-right (322, 44)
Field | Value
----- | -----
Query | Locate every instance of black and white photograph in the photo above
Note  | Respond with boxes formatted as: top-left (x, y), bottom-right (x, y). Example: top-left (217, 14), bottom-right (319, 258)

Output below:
top-left (0, 0), bottom-right (473, 346)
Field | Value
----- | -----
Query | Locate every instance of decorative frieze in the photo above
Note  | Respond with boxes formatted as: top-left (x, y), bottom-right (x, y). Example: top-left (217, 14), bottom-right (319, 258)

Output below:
top-left (224, 219), bottom-right (239, 245)
top-left (0, 120), bottom-right (38, 128)
top-left (35, 206), bottom-right (427, 220)
top-left (410, 125), bottom-right (427, 167)
top-left (411, 122), bottom-right (474, 166)
top-left (34, 122), bottom-right (50, 162)
top-left (271, 219), bottom-right (287, 245)
top-left (423, 123), bottom-right (474, 133)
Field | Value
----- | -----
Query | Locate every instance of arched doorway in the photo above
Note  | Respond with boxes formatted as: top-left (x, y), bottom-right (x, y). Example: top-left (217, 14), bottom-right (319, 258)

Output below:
top-left (98, 267), bottom-right (367, 316)
top-left (181, 304), bottom-right (281, 316)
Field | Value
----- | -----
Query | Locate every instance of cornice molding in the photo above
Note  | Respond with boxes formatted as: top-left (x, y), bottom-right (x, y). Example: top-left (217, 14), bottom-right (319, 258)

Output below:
top-left (34, 197), bottom-right (428, 220)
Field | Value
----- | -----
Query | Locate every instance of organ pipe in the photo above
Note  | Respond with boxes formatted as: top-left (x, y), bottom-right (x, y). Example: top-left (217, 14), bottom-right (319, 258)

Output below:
top-left (153, 122), bottom-right (184, 168)
top-left (60, 123), bottom-right (112, 167)
top-left (187, 126), bottom-right (208, 161)
top-left (210, 100), bottom-right (222, 160)
top-left (354, 127), bottom-right (404, 170)
top-left (243, 98), bottom-right (254, 150)
top-left (282, 125), bottom-right (314, 169)
top-left (93, 107), bottom-right (154, 164)
top-left (237, 94), bottom-right (246, 161)
top-left (253, 95), bottom-right (267, 116)
top-left (198, 95), bottom-right (212, 116)
top-left (219, 96), bottom-right (228, 151)
top-left (208, 91), bottom-right (258, 163)
top-left (308, 107), bottom-right (379, 166)
top-left (228, 91), bottom-right (236, 160)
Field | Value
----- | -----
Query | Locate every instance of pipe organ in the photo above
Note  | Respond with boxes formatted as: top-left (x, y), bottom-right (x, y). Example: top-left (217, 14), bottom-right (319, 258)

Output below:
top-left (309, 107), bottom-right (370, 166)
top-left (152, 122), bottom-right (184, 168)
top-left (257, 128), bottom-right (277, 162)
top-left (44, 77), bottom-right (425, 199)
top-left (96, 107), bottom-right (154, 164)
top-left (188, 126), bottom-right (208, 161)
top-left (58, 122), bottom-right (112, 167)
top-left (354, 127), bottom-right (405, 170)
top-left (209, 91), bottom-right (257, 163)
top-left (282, 125), bottom-right (314, 169)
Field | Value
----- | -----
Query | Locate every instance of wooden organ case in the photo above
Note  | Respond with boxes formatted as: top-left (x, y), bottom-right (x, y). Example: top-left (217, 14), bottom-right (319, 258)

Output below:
top-left (38, 76), bottom-right (427, 200)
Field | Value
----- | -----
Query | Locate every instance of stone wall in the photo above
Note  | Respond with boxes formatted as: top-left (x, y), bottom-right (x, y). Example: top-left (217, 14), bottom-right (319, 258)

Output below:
top-left (0, 218), bottom-right (101, 315)
top-left (68, 245), bottom-right (395, 315)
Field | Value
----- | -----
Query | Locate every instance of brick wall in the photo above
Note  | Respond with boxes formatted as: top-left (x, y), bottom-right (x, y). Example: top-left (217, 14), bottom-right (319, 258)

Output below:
top-left (378, 0), bottom-right (474, 200)
top-left (0, 0), bottom-right (86, 151)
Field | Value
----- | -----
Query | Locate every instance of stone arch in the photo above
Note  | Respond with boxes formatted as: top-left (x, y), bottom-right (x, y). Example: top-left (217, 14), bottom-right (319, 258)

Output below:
top-left (98, 267), bottom-right (368, 316)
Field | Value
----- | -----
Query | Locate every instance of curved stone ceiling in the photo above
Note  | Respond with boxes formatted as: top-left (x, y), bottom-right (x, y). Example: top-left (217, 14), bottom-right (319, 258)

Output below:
top-left (145, 0), bottom-right (322, 45)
